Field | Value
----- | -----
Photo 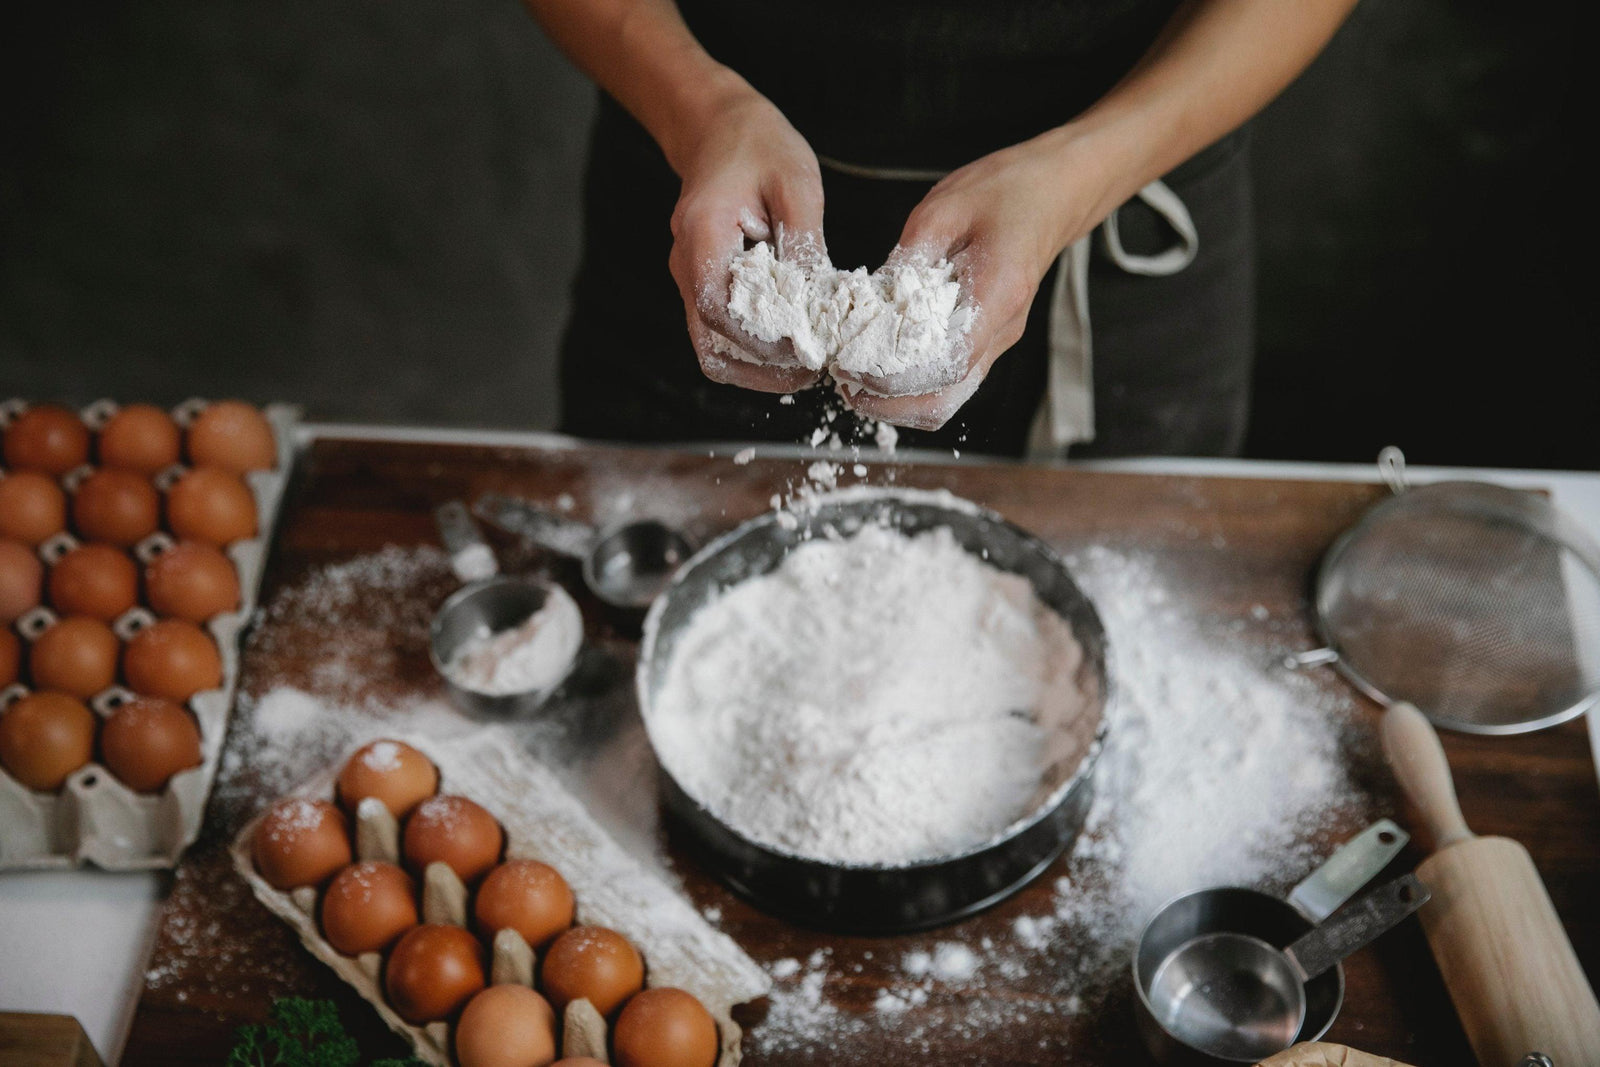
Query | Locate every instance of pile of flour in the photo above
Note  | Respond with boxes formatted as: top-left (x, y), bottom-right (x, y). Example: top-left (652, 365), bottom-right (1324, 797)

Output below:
top-left (726, 240), bottom-right (974, 391)
top-left (646, 522), bottom-right (1099, 865)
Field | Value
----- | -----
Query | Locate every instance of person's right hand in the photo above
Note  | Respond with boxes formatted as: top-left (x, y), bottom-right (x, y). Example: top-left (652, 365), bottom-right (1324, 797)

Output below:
top-left (666, 84), bottom-right (828, 393)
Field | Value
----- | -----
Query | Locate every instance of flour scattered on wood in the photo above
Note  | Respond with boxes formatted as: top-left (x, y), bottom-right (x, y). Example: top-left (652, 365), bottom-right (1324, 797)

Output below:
top-left (748, 545), bottom-right (1368, 1056)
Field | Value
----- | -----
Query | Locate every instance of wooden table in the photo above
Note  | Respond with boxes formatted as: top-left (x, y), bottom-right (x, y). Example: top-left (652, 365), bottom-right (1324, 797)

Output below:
top-left (121, 436), bottom-right (1600, 1065)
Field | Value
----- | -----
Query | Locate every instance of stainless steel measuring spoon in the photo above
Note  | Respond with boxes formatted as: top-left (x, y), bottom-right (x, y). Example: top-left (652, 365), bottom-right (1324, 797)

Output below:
top-left (429, 500), bottom-right (582, 717)
top-left (472, 492), bottom-right (693, 611)
top-left (1133, 819), bottom-right (1409, 1064)
top-left (1145, 873), bottom-right (1429, 1062)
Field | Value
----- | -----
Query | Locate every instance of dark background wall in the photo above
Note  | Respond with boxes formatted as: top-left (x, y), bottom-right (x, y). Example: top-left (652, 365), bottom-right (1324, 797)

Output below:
top-left (1, 1), bottom-right (1590, 468)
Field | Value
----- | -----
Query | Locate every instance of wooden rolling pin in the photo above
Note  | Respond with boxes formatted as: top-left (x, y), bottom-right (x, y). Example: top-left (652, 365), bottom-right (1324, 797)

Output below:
top-left (1381, 702), bottom-right (1600, 1066)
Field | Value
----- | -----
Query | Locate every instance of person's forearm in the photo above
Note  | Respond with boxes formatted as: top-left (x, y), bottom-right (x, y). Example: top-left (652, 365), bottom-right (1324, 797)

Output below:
top-left (522, 0), bottom-right (749, 175)
top-left (1040, 0), bottom-right (1360, 244)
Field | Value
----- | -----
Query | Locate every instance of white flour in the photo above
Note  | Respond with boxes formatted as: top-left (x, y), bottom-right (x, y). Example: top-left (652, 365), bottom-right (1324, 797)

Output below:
top-left (443, 585), bottom-right (583, 696)
top-left (647, 523), bottom-right (1100, 865)
top-left (726, 241), bottom-right (974, 393)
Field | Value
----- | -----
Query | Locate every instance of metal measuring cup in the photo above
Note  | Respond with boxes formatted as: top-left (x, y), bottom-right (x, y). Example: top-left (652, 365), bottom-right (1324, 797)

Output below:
top-left (472, 492), bottom-right (693, 612)
top-left (1132, 819), bottom-right (1411, 1065)
top-left (428, 501), bottom-right (582, 717)
top-left (1145, 874), bottom-right (1429, 1062)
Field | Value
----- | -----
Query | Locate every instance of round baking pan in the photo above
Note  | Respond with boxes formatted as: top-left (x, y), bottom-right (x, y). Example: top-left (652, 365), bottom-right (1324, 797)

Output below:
top-left (637, 488), bottom-right (1110, 933)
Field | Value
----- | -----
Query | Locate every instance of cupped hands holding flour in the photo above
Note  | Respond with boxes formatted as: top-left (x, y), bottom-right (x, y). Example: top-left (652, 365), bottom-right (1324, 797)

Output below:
top-left (664, 82), bottom-right (831, 395)
top-left (718, 128), bottom-right (1119, 430)
top-left (847, 131), bottom-right (1117, 429)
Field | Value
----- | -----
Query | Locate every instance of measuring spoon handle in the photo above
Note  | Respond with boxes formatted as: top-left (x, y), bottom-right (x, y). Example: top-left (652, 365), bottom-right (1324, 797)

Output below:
top-left (473, 493), bottom-right (597, 560)
top-left (1285, 872), bottom-right (1430, 982)
top-left (1287, 818), bottom-right (1409, 923)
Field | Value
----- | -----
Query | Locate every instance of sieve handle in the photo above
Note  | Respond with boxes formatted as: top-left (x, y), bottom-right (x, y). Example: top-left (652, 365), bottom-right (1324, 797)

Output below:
top-left (1381, 702), bottom-right (1474, 852)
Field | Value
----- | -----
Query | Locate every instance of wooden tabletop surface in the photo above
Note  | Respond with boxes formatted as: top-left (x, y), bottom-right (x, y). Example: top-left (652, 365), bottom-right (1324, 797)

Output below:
top-left (121, 437), bottom-right (1600, 1066)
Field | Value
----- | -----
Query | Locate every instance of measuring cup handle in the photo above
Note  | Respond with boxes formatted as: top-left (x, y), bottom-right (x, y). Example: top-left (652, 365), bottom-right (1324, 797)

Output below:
top-left (473, 493), bottom-right (597, 560)
top-left (1287, 818), bottom-right (1409, 923)
top-left (1284, 872), bottom-right (1430, 982)
top-left (434, 501), bottom-right (498, 583)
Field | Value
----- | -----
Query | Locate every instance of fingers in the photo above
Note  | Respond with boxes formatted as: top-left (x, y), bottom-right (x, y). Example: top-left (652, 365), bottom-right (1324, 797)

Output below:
top-left (840, 300), bottom-right (1027, 431)
top-left (688, 315), bottom-right (823, 393)
top-left (671, 198), bottom-right (802, 368)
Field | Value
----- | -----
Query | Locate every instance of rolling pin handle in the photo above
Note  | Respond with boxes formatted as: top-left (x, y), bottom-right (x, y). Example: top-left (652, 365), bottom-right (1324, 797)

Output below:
top-left (1380, 701), bottom-right (1474, 852)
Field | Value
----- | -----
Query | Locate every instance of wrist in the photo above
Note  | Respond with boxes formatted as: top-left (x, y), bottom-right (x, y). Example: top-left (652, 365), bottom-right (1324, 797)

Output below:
top-left (1034, 109), bottom-right (1172, 248)
top-left (654, 65), bottom-right (759, 178)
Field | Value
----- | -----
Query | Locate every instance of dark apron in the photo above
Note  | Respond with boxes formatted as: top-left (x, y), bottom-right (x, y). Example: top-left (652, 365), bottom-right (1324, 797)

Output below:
top-left (559, 5), bottom-right (1254, 458)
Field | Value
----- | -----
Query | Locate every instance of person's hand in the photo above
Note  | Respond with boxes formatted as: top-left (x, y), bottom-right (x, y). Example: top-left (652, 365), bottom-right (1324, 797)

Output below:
top-left (667, 85), bottom-right (828, 393)
top-left (842, 131), bottom-right (1110, 430)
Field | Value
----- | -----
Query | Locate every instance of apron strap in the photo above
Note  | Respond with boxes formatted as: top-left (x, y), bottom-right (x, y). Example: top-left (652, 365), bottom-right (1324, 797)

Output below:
top-left (1027, 178), bottom-right (1199, 457)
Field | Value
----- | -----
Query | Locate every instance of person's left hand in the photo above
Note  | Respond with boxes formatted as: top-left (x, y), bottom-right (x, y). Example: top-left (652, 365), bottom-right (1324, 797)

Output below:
top-left (842, 130), bottom-right (1110, 431)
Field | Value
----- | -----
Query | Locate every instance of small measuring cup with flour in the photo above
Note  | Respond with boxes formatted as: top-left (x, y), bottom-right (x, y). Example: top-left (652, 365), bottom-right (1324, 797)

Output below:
top-left (430, 501), bottom-right (584, 717)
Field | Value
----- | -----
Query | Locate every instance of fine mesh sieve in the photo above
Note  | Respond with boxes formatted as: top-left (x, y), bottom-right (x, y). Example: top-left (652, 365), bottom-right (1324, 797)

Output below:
top-left (1288, 449), bottom-right (1600, 735)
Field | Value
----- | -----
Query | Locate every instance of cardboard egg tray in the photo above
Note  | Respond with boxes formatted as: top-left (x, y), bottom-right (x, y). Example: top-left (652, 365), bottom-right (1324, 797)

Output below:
top-left (0, 398), bottom-right (300, 870)
top-left (230, 729), bottom-right (770, 1067)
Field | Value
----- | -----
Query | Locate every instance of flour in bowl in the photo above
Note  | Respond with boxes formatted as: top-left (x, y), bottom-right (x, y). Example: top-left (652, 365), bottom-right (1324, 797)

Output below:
top-left (646, 523), bottom-right (1099, 866)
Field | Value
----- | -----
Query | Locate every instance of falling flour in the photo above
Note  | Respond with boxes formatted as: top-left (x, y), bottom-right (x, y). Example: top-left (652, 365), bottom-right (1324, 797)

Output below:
top-left (726, 240), bottom-right (974, 393)
top-left (646, 522), bottom-right (1101, 865)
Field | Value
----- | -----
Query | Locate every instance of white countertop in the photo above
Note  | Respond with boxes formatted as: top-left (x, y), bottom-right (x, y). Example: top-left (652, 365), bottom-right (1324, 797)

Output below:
top-left (4, 436), bottom-right (1598, 1063)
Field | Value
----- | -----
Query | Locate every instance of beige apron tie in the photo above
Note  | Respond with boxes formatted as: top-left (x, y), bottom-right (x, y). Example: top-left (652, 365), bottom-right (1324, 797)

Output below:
top-left (1026, 179), bottom-right (1199, 458)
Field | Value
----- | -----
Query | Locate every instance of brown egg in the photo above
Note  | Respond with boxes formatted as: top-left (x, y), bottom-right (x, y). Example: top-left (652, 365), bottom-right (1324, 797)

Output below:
top-left (0, 629), bottom-right (19, 687)
top-left (144, 541), bottom-right (240, 622)
top-left (384, 924), bottom-right (486, 1024)
top-left (123, 619), bottom-right (222, 701)
top-left (3, 405), bottom-right (90, 475)
top-left (0, 471), bottom-right (68, 545)
top-left (72, 468), bottom-right (161, 546)
top-left (252, 798), bottom-right (352, 889)
top-left (552, 1061), bottom-right (610, 1067)
top-left (613, 988), bottom-right (718, 1067)
top-left (29, 616), bottom-right (119, 698)
top-left (187, 401), bottom-right (276, 473)
top-left (336, 739), bottom-right (438, 819)
top-left (454, 985), bottom-right (557, 1067)
top-left (474, 860), bottom-right (575, 949)
top-left (320, 861), bottom-right (419, 956)
top-left (48, 543), bottom-right (139, 621)
top-left (0, 691), bottom-right (96, 791)
top-left (0, 538), bottom-right (43, 623)
top-left (98, 404), bottom-right (181, 474)
top-left (540, 926), bottom-right (645, 1017)
top-left (99, 696), bottom-right (202, 793)
top-left (166, 467), bottom-right (257, 545)
top-left (403, 794), bottom-right (503, 883)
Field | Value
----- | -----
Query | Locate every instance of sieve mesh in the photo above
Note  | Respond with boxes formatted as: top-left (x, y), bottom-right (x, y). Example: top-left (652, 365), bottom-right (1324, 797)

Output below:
top-left (1315, 480), bottom-right (1600, 734)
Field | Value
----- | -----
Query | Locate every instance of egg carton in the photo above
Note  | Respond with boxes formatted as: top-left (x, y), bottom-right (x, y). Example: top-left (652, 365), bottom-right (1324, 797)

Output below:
top-left (0, 398), bottom-right (301, 870)
top-left (230, 729), bottom-right (770, 1067)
